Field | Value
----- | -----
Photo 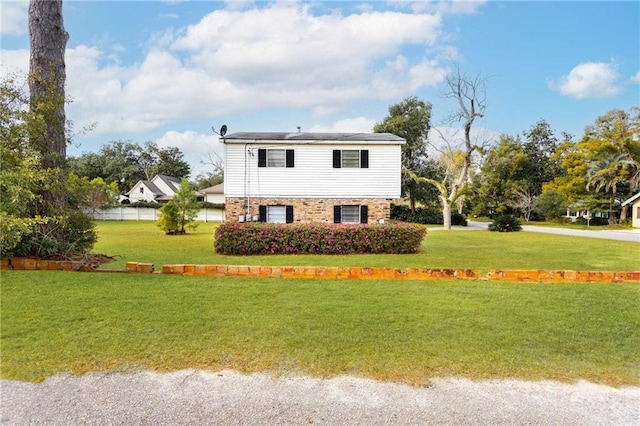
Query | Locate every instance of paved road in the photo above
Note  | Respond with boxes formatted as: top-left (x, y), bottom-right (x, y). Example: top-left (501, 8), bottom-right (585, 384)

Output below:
top-left (466, 221), bottom-right (640, 243)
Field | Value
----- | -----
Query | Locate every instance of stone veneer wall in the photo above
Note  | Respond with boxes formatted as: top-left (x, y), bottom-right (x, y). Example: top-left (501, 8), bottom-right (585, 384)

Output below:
top-left (225, 197), bottom-right (391, 223)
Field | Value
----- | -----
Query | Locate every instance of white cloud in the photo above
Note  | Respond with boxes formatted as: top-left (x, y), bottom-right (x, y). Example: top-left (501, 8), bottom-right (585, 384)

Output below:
top-left (552, 62), bottom-right (621, 99)
top-left (0, 0), bottom-right (28, 35)
top-left (309, 117), bottom-right (377, 133)
top-left (631, 71), bottom-right (640, 84)
top-left (155, 130), bottom-right (224, 176)
top-left (4, 2), bottom-right (455, 141)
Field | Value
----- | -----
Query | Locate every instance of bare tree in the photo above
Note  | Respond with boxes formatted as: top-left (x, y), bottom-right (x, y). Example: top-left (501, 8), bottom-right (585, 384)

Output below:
top-left (28, 0), bottom-right (68, 169)
top-left (410, 67), bottom-right (488, 229)
top-left (510, 189), bottom-right (534, 221)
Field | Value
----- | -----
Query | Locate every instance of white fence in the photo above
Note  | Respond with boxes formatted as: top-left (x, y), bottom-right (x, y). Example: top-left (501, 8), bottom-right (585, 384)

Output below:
top-left (88, 207), bottom-right (225, 222)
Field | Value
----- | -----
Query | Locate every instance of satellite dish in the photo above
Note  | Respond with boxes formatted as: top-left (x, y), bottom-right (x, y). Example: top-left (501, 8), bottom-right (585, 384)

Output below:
top-left (220, 124), bottom-right (227, 137)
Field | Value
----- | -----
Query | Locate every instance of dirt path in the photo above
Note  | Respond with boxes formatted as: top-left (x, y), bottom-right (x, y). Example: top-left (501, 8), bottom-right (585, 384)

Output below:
top-left (2, 369), bottom-right (638, 425)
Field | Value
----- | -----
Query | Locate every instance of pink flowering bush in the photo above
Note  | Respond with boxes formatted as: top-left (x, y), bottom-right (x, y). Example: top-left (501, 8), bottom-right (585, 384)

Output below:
top-left (214, 222), bottom-right (426, 255)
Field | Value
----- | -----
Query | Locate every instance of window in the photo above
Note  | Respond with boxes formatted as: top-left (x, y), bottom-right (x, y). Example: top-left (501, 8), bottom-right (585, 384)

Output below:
top-left (258, 149), bottom-right (294, 168)
top-left (333, 205), bottom-right (368, 224)
top-left (259, 205), bottom-right (294, 223)
top-left (139, 187), bottom-right (144, 194)
top-left (333, 150), bottom-right (368, 168)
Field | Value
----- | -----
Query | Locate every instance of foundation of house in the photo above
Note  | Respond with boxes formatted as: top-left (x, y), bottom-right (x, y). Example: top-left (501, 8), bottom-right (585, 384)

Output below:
top-left (225, 197), bottom-right (391, 224)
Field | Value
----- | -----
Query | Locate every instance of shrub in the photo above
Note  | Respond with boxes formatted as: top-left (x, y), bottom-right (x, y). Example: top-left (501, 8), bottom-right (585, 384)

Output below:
top-left (200, 201), bottom-right (225, 210)
top-left (488, 215), bottom-right (522, 232)
top-left (128, 201), bottom-right (161, 208)
top-left (214, 222), bottom-right (427, 255)
top-left (390, 204), bottom-right (467, 226)
top-left (5, 210), bottom-right (97, 259)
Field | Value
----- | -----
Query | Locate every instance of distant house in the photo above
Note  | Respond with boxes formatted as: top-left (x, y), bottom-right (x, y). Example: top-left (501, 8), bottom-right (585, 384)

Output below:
top-left (200, 183), bottom-right (224, 204)
top-left (126, 175), bottom-right (182, 204)
top-left (221, 132), bottom-right (404, 223)
top-left (621, 193), bottom-right (640, 228)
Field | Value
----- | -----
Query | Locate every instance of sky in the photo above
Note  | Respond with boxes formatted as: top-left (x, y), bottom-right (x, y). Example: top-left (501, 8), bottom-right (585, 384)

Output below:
top-left (2, 0), bottom-right (639, 178)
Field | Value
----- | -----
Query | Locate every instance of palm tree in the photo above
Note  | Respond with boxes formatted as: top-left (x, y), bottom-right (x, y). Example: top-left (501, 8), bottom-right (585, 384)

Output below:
top-left (586, 153), bottom-right (636, 224)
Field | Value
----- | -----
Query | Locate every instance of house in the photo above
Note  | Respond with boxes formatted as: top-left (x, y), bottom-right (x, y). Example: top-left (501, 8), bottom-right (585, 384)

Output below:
top-left (621, 193), bottom-right (640, 228)
top-left (221, 132), bottom-right (405, 223)
top-left (200, 183), bottom-right (224, 204)
top-left (126, 175), bottom-right (182, 203)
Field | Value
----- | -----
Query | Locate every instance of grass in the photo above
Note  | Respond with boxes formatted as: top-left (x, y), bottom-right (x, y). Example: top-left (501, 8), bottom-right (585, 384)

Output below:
top-left (93, 221), bottom-right (639, 274)
top-left (2, 271), bottom-right (638, 386)
top-left (1, 220), bottom-right (639, 386)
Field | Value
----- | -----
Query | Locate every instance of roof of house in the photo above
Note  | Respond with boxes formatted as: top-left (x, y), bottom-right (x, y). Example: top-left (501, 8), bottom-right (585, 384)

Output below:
top-left (221, 132), bottom-right (405, 144)
top-left (622, 192), bottom-right (640, 206)
top-left (125, 180), bottom-right (163, 196)
top-left (155, 175), bottom-right (181, 191)
top-left (200, 183), bottom-right (224, 194)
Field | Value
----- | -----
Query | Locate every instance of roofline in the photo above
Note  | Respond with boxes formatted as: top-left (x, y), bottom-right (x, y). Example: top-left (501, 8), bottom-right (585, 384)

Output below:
top-left (221, 132), bottom-right (405, 144)
top-left (621, 192), bottom-right (640, 206)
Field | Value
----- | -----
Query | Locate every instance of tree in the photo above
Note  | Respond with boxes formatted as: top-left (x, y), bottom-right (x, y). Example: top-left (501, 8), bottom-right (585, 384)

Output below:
top-left (68, 141), bottom-right (191, 193)
top-left (1, 75), bottom-right (96, 258)
top-left (374, 96), bottom-right (432, 212)
top-left (157, 178), bottom-right (199, 234)
top-left (68, 175), bottom-right (120, 214)
top-left (470, 134), bottom-right (529, 217)
top-left (155, 146), bottom-right (191, 178)
top-left (28, 0), bottom-right (68, 170)
top-left (586, 153), bottom-right (635, 224)
top-left (412, 68), bottom-right (487, 229)
top-left (522, 119), bottom-right (561, 196)
top-left (532, 190), bottom-right (568, 221)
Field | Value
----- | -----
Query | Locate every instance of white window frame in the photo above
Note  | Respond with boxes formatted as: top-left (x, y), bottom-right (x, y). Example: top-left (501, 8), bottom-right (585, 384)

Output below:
top-left (341, 205), bottom-right (360, 224)
top-left (341, 150), bottom-right (360, 168)
top-left (267, 205), bottom-right (286, 223)
top-left (267, 149), bottom-right (286, 167)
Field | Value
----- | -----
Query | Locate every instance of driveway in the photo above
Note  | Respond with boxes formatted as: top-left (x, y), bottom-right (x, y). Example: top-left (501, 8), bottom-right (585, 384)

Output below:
top-left (2, 370), bottom-right (639, 425)
top-left (467, 221), bottom-right (640, 243)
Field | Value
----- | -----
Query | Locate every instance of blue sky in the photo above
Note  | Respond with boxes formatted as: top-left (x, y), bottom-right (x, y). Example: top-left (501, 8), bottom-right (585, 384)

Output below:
top-left (2, 0), bottom-right (639, 177)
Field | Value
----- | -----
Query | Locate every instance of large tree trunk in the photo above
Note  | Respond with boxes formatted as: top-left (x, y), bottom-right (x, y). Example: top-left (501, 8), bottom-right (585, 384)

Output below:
top-left (29, 0), bottom-right (68, 170)
top-left (442, 198), bottom-right (452, 230)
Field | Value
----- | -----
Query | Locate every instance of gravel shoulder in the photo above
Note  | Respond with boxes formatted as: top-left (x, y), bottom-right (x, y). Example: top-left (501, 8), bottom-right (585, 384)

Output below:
top-left (2, 369), bottom-right (639, 425)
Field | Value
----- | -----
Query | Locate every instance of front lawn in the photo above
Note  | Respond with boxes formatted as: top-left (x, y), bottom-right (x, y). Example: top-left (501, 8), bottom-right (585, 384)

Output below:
top-left (1, 272), bottom-right (638, 386)
top-left (2, 220), bottom-right (638, 386)
top-left (92, 221), bottom-right (639, 273)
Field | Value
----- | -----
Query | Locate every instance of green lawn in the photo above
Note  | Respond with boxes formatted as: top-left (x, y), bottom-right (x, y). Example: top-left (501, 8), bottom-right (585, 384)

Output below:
top-left (93, 221), bottom-right (639, 274)
top-left (1, 220), bottom-right (639, 386)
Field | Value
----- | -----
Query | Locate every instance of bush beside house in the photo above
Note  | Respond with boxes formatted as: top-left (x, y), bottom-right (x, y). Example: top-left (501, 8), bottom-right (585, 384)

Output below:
top-left (214, 222), bottom-right (427, 255)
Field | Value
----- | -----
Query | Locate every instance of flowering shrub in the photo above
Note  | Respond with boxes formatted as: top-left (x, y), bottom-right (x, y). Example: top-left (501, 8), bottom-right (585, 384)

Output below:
top-left (214, 222), bottom-right (427, 255)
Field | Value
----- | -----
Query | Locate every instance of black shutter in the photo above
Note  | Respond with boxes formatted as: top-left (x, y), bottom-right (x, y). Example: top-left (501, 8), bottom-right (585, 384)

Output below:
top-left (286, 149), bottom-right (294, 168)
top-left (360, 205), bottom-right (368, 224)
top-left (258, 149), bottom-right (266, 167)
top-left (285, 205), bottom-right (294, 223)
top-left (258, 205), bottom-right (267, 222)
top-left (333, 150), bottom-right (341, 168)
top-left (333, 205), bottom-right (341, 223)
top-left (360, 150), bottom-right (369, 168)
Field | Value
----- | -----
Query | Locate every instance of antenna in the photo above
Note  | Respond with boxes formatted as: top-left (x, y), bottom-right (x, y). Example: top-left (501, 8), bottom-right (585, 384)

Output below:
top-left (212, 125), bottom-right (228, 142)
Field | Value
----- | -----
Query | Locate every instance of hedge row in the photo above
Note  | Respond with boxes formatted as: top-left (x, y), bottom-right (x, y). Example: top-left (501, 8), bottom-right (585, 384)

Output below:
top-left (214, 222), bottom-right (427, 255)
top-left (390, 204), bottom-right (468, 226)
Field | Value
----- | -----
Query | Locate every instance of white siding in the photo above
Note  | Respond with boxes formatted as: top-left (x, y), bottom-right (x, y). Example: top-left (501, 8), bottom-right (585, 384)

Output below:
top-left (128, 183), bottom-right (157, 203)
top-left (152, 176), bottom-right (178, 196)
top-left (224, 143), bottom-right (401, 199)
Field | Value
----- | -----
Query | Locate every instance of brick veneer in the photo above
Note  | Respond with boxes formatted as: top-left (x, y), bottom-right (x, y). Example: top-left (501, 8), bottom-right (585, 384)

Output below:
top-left (225, 197), bottom-right (391, 223)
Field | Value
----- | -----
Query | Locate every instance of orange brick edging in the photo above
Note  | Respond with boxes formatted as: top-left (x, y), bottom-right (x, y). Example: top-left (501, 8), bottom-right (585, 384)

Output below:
top-left (486, 269), bottom-right (640, 283)
top-left (4, 258), bottom-right (638, 283)
top-left (161, 264), bottom-right (639, 283)
top-left (161, 264), bottom-right (478, 280)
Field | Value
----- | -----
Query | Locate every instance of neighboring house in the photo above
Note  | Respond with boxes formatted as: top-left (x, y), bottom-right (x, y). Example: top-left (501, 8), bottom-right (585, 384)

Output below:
top-left (200, 183), bottom-right (224, 204)
top-left (126, 175), bottom-right (181, 204)
top-left (621, 193), bottom-right (640, 228)
top-left (221, 132), bottom-right (405, 224)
